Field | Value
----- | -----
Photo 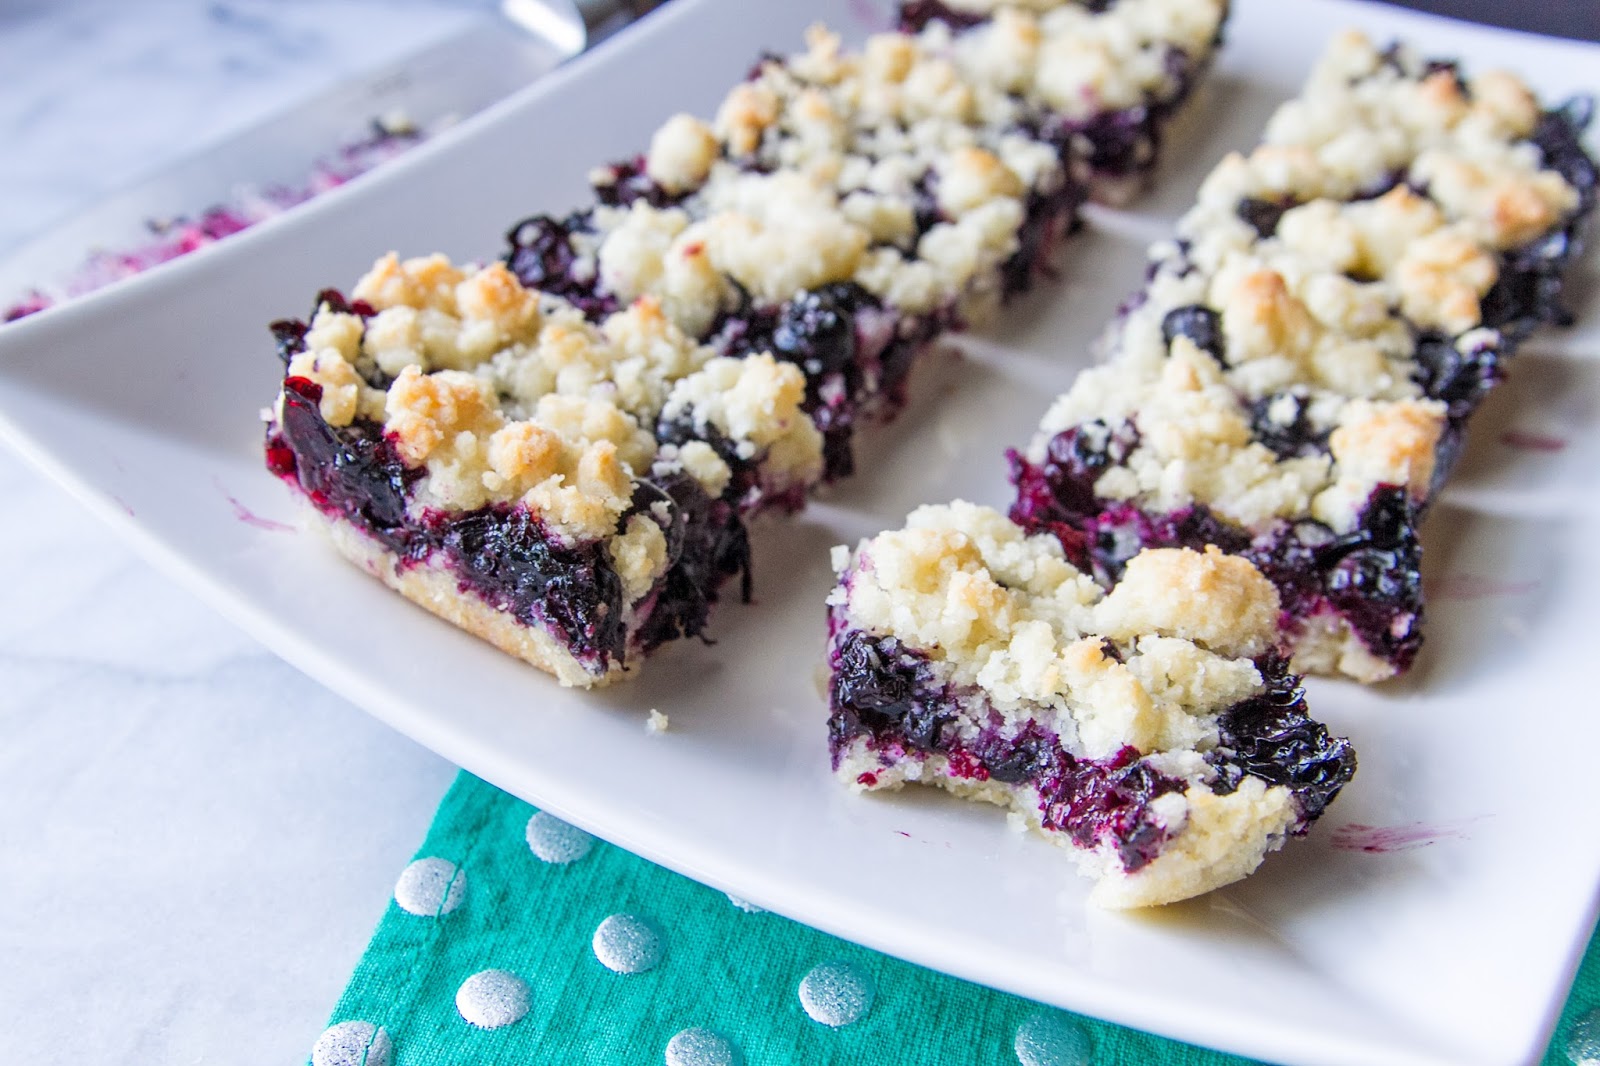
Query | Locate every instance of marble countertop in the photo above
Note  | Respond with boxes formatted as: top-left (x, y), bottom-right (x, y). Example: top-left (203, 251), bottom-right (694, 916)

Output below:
top-left (0, 3), bottom-right (543, 1061)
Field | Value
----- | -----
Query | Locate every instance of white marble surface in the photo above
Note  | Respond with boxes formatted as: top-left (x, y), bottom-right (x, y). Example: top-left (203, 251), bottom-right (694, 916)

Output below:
top-left (0, 2), bottom-right (554, 1062)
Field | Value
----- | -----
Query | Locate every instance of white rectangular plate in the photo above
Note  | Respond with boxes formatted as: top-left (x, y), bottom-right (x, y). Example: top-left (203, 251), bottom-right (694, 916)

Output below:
top-left (1, 2), bottom-right (1597, 1064)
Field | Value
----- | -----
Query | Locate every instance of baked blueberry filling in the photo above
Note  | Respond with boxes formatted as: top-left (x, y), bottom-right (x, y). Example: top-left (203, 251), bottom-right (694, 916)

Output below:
top-left (628, 470), bottom-right (752, 655)
top-left (1205, 656), bottom-right (1355, 822)
top-left (1010, 433), bottom-right (1430, 672)
top-left (504, 212), bottom-right (618, 320)
top-left (268, 377), bottom-right (419, 556)
top-left (1247, 487), bottom-right (1425, 671)
top-left (828, 627), bottom-right (1353, 872)
top-left (431, 503), bottom-right (628, 664)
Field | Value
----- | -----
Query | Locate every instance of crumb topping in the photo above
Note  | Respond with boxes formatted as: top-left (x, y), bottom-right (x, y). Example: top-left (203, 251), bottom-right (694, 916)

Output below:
top-left (1040, 341), bottom-right (1335, 530)
top-left (646, 113), bottom-right (720, 195)
top-left (1095, 545), bottom-right (1280, 658)
top-left (609, 513), bottom-right (670, 605)
top-left (1209, 31), bottom-right (1579, 245)
top-left (588, 0), bottom-right (1226, 333)
top-left (662, 353), bottom-right (825, 492)
top-left (1255, 32), bottom-right (1564, 201)
top-left (284, 255), bottom-right (820, 551)
top-left (351, 252), bottom-right (465, 314)
top-left (926, 0), bottom-right (1226, 121)
top-left (285, 345), bottom-right (382, 428)
top-left (834, 502), bottom-right (1275, 759)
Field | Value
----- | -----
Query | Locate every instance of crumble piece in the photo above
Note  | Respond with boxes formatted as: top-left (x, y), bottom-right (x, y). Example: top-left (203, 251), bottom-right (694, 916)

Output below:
top-left (827, 502), bottom-right (1353, 907)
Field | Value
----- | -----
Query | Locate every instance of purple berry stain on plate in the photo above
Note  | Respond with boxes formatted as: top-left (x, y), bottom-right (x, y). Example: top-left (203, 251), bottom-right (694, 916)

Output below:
top-left (1329, 820), bottom-right (1477, 854)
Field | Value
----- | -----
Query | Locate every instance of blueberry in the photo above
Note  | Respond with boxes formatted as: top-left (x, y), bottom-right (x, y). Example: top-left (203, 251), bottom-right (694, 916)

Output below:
top-left (896, 0), bottom-right (987, 32)
top-left (1248, 392), bottom-right (1326, 459)
top-left (1533, 97), bottom-right (1597, 210)
top-left (268, 318), bottom-right (308, 366)
top-left (978, 731), bottom-right (1056, 785)
top-left (828, 631), bottom-right (950, 751)
top-left (1236, 196), bottom-right (1293, 238)
top-left (1009, 421), bottom-right (1141, 572)
top-left (272, 378), bottom-right (419, 551)
top-left (591, 155), bottom-right (680, 208)
top-left (437, 505), bottom-right (626, 661)
top-left (1413, 330), bottom-right (1506, 420)
top-left (771, 284), bottom-right (869, 378)
top-left (910, 171), bottom-right (943, 236)
top-left (503, 212), bottom-right (614, 319)
top-left (655, 413), bottom-right (750, 500)
top-left (1208, 659), bottom-right (1356, 821)
top-left (630, 470), bottom-right (751, 653)
top-left (1039, 746), bottom-right (1185, 872)
top-left (1161, 304), bottom-right (1225, 363)
top-left (1423, 59), bottom-right (1468, 98)
top-left (1317, 486), bottom-right (1425, 664)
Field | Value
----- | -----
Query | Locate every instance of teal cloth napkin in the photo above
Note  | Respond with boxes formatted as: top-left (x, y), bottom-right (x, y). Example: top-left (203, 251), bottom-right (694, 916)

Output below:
top-left (314, 772), bottom-right (1600, 1066)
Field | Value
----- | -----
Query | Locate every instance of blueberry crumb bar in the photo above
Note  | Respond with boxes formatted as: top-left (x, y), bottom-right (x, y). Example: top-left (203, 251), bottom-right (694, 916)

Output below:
top-left (265, 259), bottom-right (819, 686)
top-left (896, 0), bottom-right (1230, 204)
top-left (508, 21), bottom-right (1087, 479)
top-left (1009, 32), bottom-right (1597, 682)
top-left (827, 501), bottom-right (1354, 907)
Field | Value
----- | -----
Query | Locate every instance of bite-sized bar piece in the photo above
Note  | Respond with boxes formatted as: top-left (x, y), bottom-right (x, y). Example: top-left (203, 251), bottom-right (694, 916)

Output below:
top-left (1009, 32), bottom-right (1597, 682)
top-left (510, 22), bottom-right (1092, 477)
top-left (264, 254), bottom-right (822, 687)
top-left (896, 0), bottom-right (1231, 203)
top-left (827, 502), bottom-right (1354, 907)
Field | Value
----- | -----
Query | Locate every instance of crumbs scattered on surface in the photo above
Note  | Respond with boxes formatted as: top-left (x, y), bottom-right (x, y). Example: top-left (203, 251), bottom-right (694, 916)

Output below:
top-left (647, 709), bottom-right (670, 734)
top-left (1329, 820), bottom-right (1476, 853)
